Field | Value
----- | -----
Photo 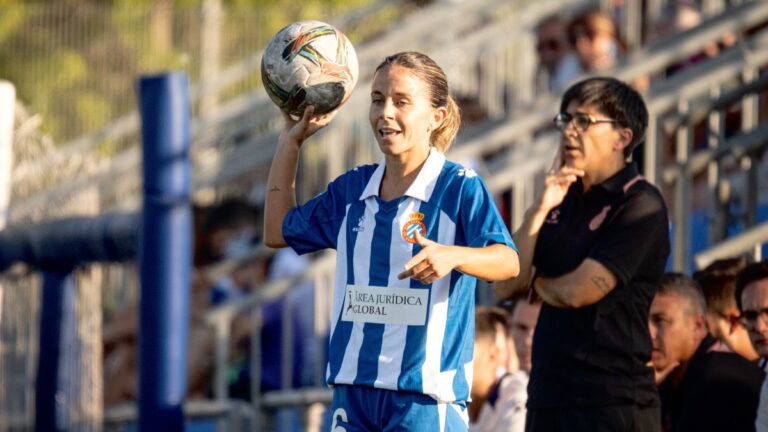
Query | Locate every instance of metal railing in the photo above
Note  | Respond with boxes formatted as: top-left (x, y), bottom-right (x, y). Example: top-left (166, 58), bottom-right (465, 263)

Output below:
top-left (196, 2), bottom-right (768, 429)
top-left (5, 0), bottom-right (768, 429)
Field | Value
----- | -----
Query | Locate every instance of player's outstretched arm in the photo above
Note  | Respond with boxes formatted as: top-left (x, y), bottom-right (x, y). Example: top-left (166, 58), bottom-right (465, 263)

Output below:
top-left (263, 106), bottom-right (335, 248)
top-left (397, 231), bottom-right (519, 284)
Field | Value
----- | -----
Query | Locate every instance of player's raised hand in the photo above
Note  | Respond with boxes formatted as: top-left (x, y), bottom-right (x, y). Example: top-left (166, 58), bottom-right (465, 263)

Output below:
top-left (397, 231), bottom-right (458, 285)
top-left (281, 106), bottom-right (338, 146)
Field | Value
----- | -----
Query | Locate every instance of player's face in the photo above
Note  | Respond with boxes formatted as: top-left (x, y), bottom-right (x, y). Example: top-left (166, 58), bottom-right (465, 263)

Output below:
top-left (648, 293), bottom-right (702, 372)
top-left (741, 279), bottom-right (768, 358)
top-left (559, 101), bottom-right (621, 174)
top-left (369, 65), bottom-right (443, 160)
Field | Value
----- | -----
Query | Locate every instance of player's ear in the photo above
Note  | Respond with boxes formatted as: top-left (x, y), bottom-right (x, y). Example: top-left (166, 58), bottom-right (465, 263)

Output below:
top-left (430, 106), bottom-right (447, 132)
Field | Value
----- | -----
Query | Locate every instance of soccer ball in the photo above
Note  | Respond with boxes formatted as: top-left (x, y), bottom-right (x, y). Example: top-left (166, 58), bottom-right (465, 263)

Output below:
top-left (261, 20), bottom-right (359, 117)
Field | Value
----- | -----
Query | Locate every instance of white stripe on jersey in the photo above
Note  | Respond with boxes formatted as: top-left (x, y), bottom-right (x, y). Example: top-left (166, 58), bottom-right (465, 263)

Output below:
top-left (335, 199), bottom-right (380, 383)
top-left (329, 205), bottom-right (351, 340)
top-left (327, 205), bottom-right (351, 381)
top-left (438, 403), bottom-right (447, 431)
top-left (421, 211), bottom-right (457, 402)
top-left (463, 361), bottom-right (474, 398)
top-left (374, 199), bottom-right (421, 388)
top-left (451, 403), bottom-right (469, 427)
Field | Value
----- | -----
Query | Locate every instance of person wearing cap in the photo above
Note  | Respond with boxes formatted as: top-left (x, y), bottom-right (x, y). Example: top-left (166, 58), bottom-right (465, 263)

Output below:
top-left (495, 77), bottom-right (669, 431)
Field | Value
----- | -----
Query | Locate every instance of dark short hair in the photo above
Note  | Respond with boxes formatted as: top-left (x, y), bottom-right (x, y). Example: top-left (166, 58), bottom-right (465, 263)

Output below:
top-left (693, 257), bottom-right (747, 315)
top-left (658, 272), bottom-right (706, 315)
top-left (735, 261), bottom-right (768, 311)
top-left (560, 77), bottom-right (648, 160)
top-left (475, 306), bottom-right (509, 342)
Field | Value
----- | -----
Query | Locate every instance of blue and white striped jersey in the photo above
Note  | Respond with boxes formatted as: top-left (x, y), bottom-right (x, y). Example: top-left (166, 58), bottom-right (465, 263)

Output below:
top-left (283, 148), bottom-right (516, 403)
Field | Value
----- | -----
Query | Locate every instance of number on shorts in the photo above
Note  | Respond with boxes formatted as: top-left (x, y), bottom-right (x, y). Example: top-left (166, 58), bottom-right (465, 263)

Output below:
top-left (331, 407), bottom-right (348, 432)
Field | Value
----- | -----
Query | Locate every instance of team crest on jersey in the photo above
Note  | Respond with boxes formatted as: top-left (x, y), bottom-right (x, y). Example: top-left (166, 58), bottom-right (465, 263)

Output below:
top-left (402, 212), bottom-right (427, 243)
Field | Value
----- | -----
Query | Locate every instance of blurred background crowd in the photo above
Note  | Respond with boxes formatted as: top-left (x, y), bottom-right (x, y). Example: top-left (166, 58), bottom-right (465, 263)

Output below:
top-left (2, 0), bottom-right (768, 430)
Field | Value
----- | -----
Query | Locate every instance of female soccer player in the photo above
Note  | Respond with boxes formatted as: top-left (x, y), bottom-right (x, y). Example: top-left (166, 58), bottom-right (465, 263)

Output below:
top-left (264, 51), bottom-right (519, 431)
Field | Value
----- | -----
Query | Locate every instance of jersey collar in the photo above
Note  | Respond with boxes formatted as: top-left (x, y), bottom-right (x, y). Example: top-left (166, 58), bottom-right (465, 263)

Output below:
top-left (359, 147), bottom-right (446, 201)
top-left (596, 162), bottom-right (641, 193)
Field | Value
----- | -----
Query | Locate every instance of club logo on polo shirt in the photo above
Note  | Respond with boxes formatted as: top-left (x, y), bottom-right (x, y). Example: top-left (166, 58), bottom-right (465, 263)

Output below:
top-left (589, 205), bottom-right (612, 231)
top-left (402, 211), bottom-right (427, 243)
top-left (545, 209), bottom-right (560, 224)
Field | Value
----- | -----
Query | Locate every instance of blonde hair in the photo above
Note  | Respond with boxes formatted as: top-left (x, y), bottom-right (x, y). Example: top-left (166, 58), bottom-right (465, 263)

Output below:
top-left (375, 52), bottom-right (461, 153)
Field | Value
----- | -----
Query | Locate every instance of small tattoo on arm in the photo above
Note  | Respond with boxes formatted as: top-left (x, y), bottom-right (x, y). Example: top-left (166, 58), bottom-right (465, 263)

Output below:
top-left (591, 276), bottom-right (611, 294)
top-left (269, 185), bottom-right (281, 192)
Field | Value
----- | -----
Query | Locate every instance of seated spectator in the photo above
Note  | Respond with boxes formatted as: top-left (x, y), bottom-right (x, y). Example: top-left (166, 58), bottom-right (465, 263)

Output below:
top-left (567, 8), bottom-right (625, 74)
top-left (487, 305), bottom-right (519, 375)
top-left (197, 198), bottom-right (263, 305)
top-left (470, 307), bottom-right (527, 432)
top-left (694, 257), bottom-right (759, 360)
top-left (735, 261), bottom-right (768, 431)
top-left (226, 247), bottom-right (325, 404)
top-left (650, 273), bottom-right (764, 432)
top-left (649, 0), bottom-right (706, 76)
top-left (507, 294), bottom-right (541, 375)
top-left (535, 14), bottom-right (582, 93)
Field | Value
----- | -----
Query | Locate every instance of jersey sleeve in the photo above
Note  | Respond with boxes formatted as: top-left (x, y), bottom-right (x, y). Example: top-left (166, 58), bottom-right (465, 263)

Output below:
top-left (459, 174), bottom-right (517, 251)
top-left (282, 174), bottom-right (349, 255)
top-left (588, 189), bottom-right (669, 285)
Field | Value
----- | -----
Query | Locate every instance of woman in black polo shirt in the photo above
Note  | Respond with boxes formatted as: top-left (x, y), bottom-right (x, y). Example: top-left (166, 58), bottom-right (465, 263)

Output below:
top-left (495, 77), bottom-right (670, 432)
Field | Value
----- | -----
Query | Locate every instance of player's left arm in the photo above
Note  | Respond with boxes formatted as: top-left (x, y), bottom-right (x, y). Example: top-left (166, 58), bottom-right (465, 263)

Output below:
top-left (534, 258), bottom-right (617, 308)
top-left (397, 231), bottom-right (519, 284)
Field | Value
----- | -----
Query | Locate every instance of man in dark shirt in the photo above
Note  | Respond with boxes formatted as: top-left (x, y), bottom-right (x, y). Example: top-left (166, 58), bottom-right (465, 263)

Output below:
top-left (735, 261), bottom-right (768, 430)
top-left (650, 273), bottom-right (764, 432)
top-left (496, 77), bottom-right (670, 431)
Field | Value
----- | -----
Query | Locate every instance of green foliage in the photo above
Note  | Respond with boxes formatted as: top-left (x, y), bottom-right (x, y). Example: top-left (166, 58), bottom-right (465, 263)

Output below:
top-left (1, 0), bottom-right (382, 146)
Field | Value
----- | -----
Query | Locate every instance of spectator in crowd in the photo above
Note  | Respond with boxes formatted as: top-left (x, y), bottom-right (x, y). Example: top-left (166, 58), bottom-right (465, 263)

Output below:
top-left (534, 14), bottom-right (582, 93)
top-left (694, 257), bottom-right (758, 360)
top-left (508, 294), bottom-right (542, 374)
top-left (567, 8), bottom-right (625, 74)
top-left (649, 0), bottom-right (737, 78)
top-left (495, 77), bottom-right (670, 431)
top-left (650, 272), bottom-right (764, 432)
top-left (197, 198), bottom-right (263, 305)
top-left (736, 261), bottom-right (768, 431)
top-left (486, 305), bottom-right (519, 375)
top-left (470, 307), bottom-right (527, 432)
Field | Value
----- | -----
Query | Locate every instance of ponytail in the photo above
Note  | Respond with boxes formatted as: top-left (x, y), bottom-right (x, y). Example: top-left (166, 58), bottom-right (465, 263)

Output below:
top-left (432, 95), bottom-right (460, 153)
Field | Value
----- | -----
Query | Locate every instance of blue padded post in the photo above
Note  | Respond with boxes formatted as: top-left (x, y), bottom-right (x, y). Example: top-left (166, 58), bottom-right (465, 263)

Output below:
top-left (35, 270), bottom-right (73, 432)
top-left (137, 73), bottom-right (192, 432)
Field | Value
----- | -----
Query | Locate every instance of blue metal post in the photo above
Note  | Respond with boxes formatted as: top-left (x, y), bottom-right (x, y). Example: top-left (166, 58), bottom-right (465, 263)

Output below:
top-left (137, 73), bottom-right (192, 432)
top-left (35, 270), bottom-right (73, 432)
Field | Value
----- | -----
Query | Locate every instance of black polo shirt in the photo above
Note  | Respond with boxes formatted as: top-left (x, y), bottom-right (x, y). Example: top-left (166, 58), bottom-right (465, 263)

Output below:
top-left (528, 163), bottom-right (670, 409)
top-left (659, 335), bottom-right (764, 432)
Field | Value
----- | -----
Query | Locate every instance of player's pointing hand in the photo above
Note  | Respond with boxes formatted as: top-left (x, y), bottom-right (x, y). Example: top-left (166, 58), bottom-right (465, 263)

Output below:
top-left (397, 231), bottom-right (459, 284)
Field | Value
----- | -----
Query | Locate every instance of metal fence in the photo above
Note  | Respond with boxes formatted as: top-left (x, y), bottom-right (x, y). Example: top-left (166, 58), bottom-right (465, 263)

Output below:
top-left (3, 0), bottom-right (768, 430)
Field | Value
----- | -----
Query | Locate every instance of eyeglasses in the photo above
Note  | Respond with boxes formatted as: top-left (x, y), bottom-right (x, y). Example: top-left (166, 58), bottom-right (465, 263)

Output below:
top-left (737, 308), bottom-right (768, 329)
top-left (553, 112), bottom-right (618, 132)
